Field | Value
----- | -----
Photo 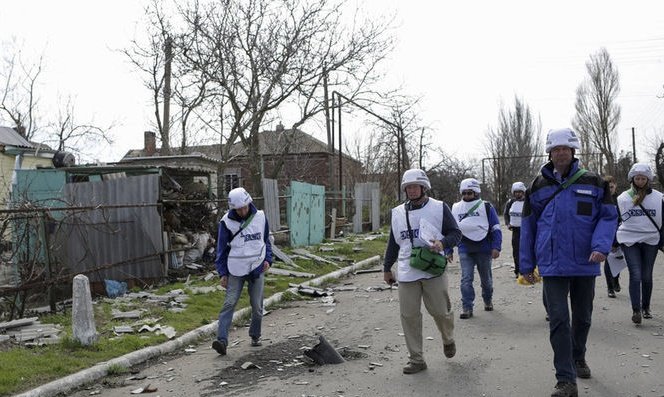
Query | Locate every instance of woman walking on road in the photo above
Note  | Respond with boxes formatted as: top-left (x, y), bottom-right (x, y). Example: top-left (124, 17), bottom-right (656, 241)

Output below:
top-left (603, 175), bottom-right (621, 298)
top-left (616, 163), bottom-right (664, 324)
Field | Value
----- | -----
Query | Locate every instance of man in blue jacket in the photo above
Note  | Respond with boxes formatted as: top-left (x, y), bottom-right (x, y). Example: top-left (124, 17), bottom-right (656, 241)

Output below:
top-left (520, 128), bottom-right (617, 397)
top-left (212, 187), bottom-right (272, 356)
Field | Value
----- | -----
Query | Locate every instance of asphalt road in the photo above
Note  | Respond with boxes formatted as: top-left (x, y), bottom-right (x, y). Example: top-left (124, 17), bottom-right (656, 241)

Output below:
top-left (68, 229), bottom-right (664, 397)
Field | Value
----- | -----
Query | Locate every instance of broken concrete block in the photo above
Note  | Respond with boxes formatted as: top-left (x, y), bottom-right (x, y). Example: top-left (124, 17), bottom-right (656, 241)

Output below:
top-left (130, 384), bottom-right (157, 394)
top-left (113, 326), bottom-right (134, 334)
top-left (0, 317), bottom-right (38, 331)
top-left (112, 310), bottom-right (143, 320)
top-left (72, 274), bottom-right (98, 346)
top-left (272, 245), bottom-right (302, 269)
top-left (292, 249), bottom-right (341, 267)
top-left (156, 326), bottom-right (176, 339)
top-left (269, 267), bottom-right (316, 278)
top-left (241, 362), bottom-right (261, 370)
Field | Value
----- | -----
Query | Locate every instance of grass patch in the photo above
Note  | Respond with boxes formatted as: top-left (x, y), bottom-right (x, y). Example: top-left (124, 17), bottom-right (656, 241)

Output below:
top-left (0, 230), bottom-right (387, 396)
top-left (106, 363), bottom-right (129, 376)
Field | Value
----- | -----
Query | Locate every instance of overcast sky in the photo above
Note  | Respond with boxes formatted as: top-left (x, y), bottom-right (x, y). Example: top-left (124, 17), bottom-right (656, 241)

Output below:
top-left (1, 0), bottom-right (664, 166)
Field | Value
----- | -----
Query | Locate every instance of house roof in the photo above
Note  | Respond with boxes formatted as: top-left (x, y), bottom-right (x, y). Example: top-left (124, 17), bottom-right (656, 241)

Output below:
top-left (122, 128), bottom-right (360, 164)
top-left (0, 126), bottom-right (36, 148)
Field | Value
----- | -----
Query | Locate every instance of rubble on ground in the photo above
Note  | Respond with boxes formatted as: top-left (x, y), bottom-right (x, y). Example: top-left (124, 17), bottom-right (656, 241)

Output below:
top-left (0, 317), bottom-right (62, 346)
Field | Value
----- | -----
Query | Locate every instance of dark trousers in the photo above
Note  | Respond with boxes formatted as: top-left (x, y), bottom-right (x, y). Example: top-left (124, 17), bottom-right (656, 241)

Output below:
top-left (511, 227), bottom-right (521, 275)
top-left (622, 243), bottom-right (659, 311)
top-left (543, 276), bottom-right (595, 383)
top-left (603, 260), bottom-right (620, 292)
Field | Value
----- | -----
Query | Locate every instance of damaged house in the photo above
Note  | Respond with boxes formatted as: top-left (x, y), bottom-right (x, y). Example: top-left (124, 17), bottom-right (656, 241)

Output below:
top-left (7, 160), bottom-right (219, 295)
top-left (122, 125), bottom-right (364, 196)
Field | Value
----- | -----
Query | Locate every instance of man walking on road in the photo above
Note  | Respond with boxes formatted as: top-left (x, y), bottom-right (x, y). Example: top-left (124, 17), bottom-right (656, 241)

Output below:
top-left (383, 169), bottom-right (462, 374)
top-left (520, 128), bottom-right (617, 397)
top-left (451, 178), bottom-right (502, 319)
top-left (212, 187), bottom-right (272, 356)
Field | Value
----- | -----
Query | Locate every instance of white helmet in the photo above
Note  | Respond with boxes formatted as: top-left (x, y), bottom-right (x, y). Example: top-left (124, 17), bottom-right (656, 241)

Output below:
top-left (228, 187), bottom-right (253, 209)
top-left (627, 163), bottom-right (654, 181)
top-left (459, 178), bottom-right (481, 194)
top-left (511, 181), bottom-right (527, 193)
top-left (401, 168), bottom-right (431, 191)
top-left (545, 128), bottom-right (581, 153)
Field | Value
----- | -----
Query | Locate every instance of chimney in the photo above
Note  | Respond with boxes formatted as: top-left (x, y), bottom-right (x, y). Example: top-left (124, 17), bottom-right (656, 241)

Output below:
top-left (276, 123), bottom-right (285, 132)
top-left (144, 131), bottom-right (156, 156)
top-left (13, 125), bottom-right (26, 137)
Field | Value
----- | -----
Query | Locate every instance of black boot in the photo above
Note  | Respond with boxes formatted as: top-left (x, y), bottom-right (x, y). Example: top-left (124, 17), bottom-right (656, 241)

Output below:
top-left (632, 310), bottom-right (642, 324)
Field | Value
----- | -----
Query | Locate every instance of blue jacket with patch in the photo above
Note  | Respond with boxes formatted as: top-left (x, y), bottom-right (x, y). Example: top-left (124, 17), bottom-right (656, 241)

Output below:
top-left (519, 159), bottom-right (617, 277)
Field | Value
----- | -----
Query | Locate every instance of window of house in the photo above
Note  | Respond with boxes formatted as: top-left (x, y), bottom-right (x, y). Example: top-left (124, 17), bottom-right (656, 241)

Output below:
top-left (224, 173), bottom-right (239, 195)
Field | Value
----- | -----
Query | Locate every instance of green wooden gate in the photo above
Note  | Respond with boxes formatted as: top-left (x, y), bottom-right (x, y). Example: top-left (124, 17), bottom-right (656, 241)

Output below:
top-left (288, 181), bottom-right (325, 247)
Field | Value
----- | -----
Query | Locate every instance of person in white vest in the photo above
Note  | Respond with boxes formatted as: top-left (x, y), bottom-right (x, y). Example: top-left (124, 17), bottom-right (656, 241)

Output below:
top-left (504, 181), bottom-right (526, 278)
top-left (212, 187), bottom-right (272, 355)
top-left (616, 163), bottom-right (664, 324)
top-left (451, 178), bottom-right (502, 319)
top-left (383, 168), bottom-right (462, 374)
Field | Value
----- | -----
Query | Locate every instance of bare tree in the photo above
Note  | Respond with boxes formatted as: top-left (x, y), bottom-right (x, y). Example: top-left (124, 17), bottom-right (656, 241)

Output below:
top-left (122, 1), bottom-right (174, 154)
top-left (428, 152), bottom-right (478, 205)
top-left (573, 47), bottom-right (621, 175)
top-left (484, 96), bottom-right (542, 209)
top-left (0, 40), bottom-right (44, 140)
top-left (360, 94), bottom-right (439, 199)
top-left (1, 41), bottom-right (114, 160)
top-left (178, 0), bottom-right (393, 194)
top-left (43, 96), bottom-right (115, 161)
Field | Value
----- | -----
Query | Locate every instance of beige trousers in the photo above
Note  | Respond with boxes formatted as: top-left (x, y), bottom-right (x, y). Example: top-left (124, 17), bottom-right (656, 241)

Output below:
top-left (398, 273), bottom-right (455, 364)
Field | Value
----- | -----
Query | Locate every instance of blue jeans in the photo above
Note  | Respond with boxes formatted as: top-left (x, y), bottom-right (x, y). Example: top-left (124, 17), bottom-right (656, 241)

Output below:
top-left (459, 252), bottom-right (493, 311)
top-left (543, 276), bottom-right (595, 383)
top-left (622, 243), bottom-right (659, 311)
top-left (217, 273), bottom-right (265, 343)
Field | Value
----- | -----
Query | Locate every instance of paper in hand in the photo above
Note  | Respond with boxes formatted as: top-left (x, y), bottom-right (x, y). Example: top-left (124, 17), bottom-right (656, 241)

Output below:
top-left (607, 248), bottom-right (627, 277)
top-left (418, 218), bottom-right (443, 250)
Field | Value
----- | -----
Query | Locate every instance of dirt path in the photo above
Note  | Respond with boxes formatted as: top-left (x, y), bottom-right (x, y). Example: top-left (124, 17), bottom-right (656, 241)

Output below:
top-left (69, 229), bottom-right (664, 397)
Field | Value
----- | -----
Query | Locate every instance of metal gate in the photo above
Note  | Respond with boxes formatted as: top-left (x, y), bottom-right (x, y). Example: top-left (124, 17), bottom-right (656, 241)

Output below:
top-left (288, 181), bottom-right (325, 247)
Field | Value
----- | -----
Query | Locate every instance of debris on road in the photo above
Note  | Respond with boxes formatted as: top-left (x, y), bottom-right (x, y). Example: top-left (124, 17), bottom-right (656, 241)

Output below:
top-left (269, 267), bottom-right (316, 278)
top-left (0, 317), bottom-right (62, 345)
top-left (240, 362), bottom-right (261, 370)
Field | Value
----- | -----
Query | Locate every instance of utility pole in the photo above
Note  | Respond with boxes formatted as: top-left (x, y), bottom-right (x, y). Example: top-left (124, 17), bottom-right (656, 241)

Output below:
top-left (323, 73), bottom-right (336, 197)
top-left (396, 127), bottom-right (401, 201)
top-left (162, 35), bottom-right (172, 155)
top-left (632, 127), bottom-right (637, 163)
top-left (418, 127), bottom-right (424, 169)
top-left (337, 94), bottom-right (343, 211)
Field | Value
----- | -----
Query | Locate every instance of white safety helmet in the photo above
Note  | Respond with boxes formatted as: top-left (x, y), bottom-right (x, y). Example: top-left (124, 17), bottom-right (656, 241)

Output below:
top-left (627, 163), bottom-right (654, 182)
top-left (459, 178), bottom-right (481, 194)
top-left (227, 187), bottom-right (253, 209)
top-left (401, 168), bottom-right (431, 191)
top-left (511, 181), bottom-right (527, 193)
top-left (545, 128), bottom-right (581, 153)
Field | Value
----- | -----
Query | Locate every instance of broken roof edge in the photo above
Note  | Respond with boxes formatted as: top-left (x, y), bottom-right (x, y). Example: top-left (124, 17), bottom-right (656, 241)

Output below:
top-left (117, 153), bottom-right (223, 164)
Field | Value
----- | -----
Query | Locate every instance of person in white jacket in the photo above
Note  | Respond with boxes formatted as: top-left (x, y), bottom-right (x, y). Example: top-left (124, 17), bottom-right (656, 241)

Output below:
top-left (616, 163), bottom-right (664, 324)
